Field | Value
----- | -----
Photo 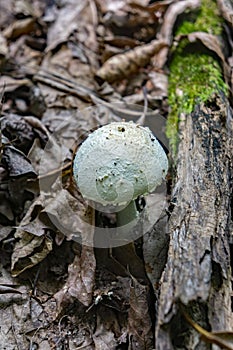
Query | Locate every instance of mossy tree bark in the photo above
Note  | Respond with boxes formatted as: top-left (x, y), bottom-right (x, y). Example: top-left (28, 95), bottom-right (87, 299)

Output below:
top-left (154, 94), bottom-right (233, 349)
top-left (153, 1), bottom-right (233, 347)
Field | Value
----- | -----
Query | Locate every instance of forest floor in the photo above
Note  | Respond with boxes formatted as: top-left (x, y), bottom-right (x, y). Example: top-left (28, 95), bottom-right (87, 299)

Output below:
top-left (0, 0), bottom-right (232, 349)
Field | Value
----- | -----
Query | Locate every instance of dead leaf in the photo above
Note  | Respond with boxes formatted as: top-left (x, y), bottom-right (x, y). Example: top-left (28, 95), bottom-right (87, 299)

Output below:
top-left (33, 68), bottom-right (94, 103)
top-left (217, 0), bottom-right (233, 26)
top-left (0, 192), bottom-right (14, 223)
top-left (104, 36), bottom-right (141, 49)
top-left (184, 311), bottom-right (233, 350)
top-left (1, 114), bottom-right (37, 152)
top-left (0, 1), bottom-right (14, 29)
top-left (0, 284), bottom-right (22, 294)
top-left (148, 71), bottom-right (168, 98)
top-left (10, 194), bottom-right (54, 277)
top-left (54, 244), bottom-right (96, 308)
top-left (96, 39), bottom-right (167, 82)
top-left (46, 1), bottom-right (90, 52)
top-left (67, 246), bottom-right (96, 306)
top-left (13, 0), bottom-right (40, 18)
top-left (11, 231), bottom-right (53, 277)
top-left (40, 188), bottom-right (91, 243)
top-left (155, 0), bottom-right (201, 68)
top-left (0, 76), bottom-right (32, 93)
top-left (0, 225), bottom-right (13, 241)
top-left (43, 187), bottom-right (96, 308)
top-left (96, 0), bottom-right (128, 13)
top-left (2, 146), bottom-right (37, 178)
top-left (147, 0), bottom-right (174, 13)
top-left (93, 312), bottom-right (118, 350)
top-left (16, 196), bottom-right (52, 236)
top-left (160, 0), bottom-right (200, 40)
top-left (128, 276), bottom-right (154, 350)
top-left (99, 0), bottom-right (159, 41)
top-left (3, 18), bottom-right (35, 40)
top-left (0, 33), bottom-right (8, 56)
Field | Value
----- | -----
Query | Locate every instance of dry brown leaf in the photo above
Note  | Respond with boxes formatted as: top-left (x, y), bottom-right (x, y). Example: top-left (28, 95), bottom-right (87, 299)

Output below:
top-left (0, 226), bottom-right (12, 241)
top-left (0, 33), bottom-right (8, 56)
top-left (128, 276), bottom-right (153, 349)
top-left (95, 0), bottom-right (129, 13)
top-left (160, 0), bottom-right (200, 40)
top-left (32, 67), bottom-right (94, 104)
top-left (184, 311), bottom-right (233, 350)
top-left (41, 188), bottom-right (91, 242)
top-left (0, 75), bottom-right (32, 92)
top-left (0, 1), bottom-right (14, 28)
top-left (96, 39), bottom-right (167, 83)
top-left (66, 246), bottom-right (96, 306)
top-left (93, 310), bottom-right (118, 350)
top-left (0, 192), bottom-right (14, 223)
top-left (148, 71), bottom-right (168, 98)
top-left (11, 231), bottom-right (53, 277)
top-left (155, 0), bottom-right (200, 68)
top-left (128, 0), bottom-right (172, 24)
top-left (1, 114), bottom-right (36, 152)
top-left (54, 235), bottom-right (96, 308)
top-left (3, 18), bottom-right (35, 40)
top-left (104, 36), bottom-right (140, 49)
top-left (2, 146), bottom-right (37, 178)
top-left (49, 190), bottom-right (96, 308)
top-left (13, 0), bottom-right (41, 18)
top-left (0, 266), bottom-right (30, 349)
top-left (217, 0), bottom-right (233, 26)
top-left (147, 0), bottom-right (173, 12)
top-left (46, 0), bottom-right (95, 52)
top-left (129, 0), bottom-right (150, 6)
top-left (0, 284), bottom-right (22, 294)
top-left (99, 0), bottom-right (159, 35)
top-left (11, 195), bottom-right (53, 276)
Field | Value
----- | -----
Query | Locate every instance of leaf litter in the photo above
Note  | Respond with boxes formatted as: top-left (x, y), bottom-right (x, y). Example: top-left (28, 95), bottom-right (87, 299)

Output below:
top-left (0, 0), bottom-right (232, 348)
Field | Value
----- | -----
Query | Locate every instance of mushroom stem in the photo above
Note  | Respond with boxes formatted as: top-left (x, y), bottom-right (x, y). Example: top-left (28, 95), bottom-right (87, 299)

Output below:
top-left (116, 200), bottom-right (138, 229)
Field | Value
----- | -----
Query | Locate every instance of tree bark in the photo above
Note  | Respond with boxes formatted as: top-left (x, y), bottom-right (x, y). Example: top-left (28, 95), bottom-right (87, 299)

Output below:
top-left (155, 94), bottom-right (233, 349)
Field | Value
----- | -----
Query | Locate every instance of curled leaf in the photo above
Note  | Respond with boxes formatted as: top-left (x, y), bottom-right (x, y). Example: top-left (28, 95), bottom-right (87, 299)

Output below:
top-left (11, 231), bottom-right (53, 277)
top-left (0, 284), bottom-right (22, 295)
top-left (96, 39), bottom-right (167, 83)
top-left (184, 311), bottom-right (233, 350)
top-left (3, 18), bottom-right (35, 40)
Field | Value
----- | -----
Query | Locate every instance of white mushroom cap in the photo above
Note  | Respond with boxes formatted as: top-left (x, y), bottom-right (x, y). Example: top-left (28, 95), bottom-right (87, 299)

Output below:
top-left (73, 121), bottom-right (168, 206)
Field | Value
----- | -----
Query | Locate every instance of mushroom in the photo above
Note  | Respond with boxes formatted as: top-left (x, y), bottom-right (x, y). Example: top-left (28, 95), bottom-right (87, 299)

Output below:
top-left (73, 121), bottom-right (168, 232)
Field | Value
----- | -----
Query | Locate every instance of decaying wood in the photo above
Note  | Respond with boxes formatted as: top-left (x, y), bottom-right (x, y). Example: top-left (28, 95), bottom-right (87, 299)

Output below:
top-left (155, 94), bottom-right (233, 349)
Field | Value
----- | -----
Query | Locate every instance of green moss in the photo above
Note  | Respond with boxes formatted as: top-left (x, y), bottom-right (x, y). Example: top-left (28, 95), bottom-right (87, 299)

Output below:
top-left (167, 0), bottom-right (227, 155)
top-left (176, 0), bottom-right (222, 36)
top-left (169, 52), bottom-right (227, 115)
